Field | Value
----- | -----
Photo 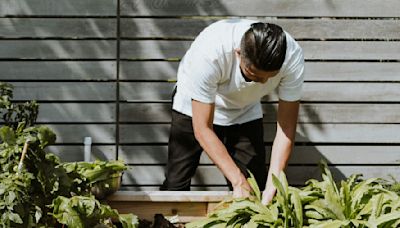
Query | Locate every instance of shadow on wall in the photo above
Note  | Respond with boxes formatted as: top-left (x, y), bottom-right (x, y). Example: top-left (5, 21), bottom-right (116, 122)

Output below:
top-left (0, 0), bottom-right (118, 161)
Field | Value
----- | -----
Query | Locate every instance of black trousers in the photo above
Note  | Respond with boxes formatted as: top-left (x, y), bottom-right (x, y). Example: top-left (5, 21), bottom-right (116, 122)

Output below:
top-left (160, 110), bottom-right (267, 191)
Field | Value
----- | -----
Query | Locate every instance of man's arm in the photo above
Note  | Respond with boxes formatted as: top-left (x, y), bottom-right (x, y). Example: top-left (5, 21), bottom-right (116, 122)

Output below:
top-left (261, 99), bottom-right (300, 205)
top-left (191, 99), bottom-right (252, 197)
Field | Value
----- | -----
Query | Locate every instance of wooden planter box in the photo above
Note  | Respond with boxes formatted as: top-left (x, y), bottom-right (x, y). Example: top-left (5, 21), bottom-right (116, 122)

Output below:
top-left (106, 191), bottom-right (231, 223)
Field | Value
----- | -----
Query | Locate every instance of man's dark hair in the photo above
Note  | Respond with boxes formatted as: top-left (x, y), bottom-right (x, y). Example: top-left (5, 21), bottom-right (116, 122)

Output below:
top-left (240, 22), bottom-right (287, 71)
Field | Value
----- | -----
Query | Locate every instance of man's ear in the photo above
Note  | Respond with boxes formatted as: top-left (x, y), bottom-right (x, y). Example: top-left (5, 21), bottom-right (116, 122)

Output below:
top-left (234, 48), bottom-right (241, 58)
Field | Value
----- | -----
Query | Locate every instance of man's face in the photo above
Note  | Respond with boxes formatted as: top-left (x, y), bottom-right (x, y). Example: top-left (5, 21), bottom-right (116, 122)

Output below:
top-left (235, 49), bottom-right (279, 84)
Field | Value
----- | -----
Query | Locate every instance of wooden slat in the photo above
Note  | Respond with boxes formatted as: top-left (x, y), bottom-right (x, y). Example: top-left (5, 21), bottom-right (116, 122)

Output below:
top-left (305, 62), bottom-right (400, 82)
top-left (121, 18), bottom-right (400, 39)
top-left (0, 40), bottom-right (116, 59)
top-left (107, 191), bottom-right (231, 222)
top-left (0, 18), bottom-right (116, 38)
top-left (120, 0), bottom-right (400, 17)
top-left (120, 61), bottom-right (400, 82)
top-left (120, 82), bottom-right (400, 102)
top-left (120, 186), bottom-right (230, 191)
top-left (47, 124), bottom-right (115, 144)
top-left (120, 41), bottom-right (400, 60)
top-left (0, 61), bottom-right (115, 80)
top-left (120, 124), bottom-right (400, 143)
top-left (120, 82), bottom-right (175, 102)
top-left (122, 165), bottom-right (400, 186)
top-left (37, 103), bottom-right (115, 122)
top-left (0, 0), bottom-right (116, 16)
top-left (47, 145), bottom-right (116, 162)
top-left (119, 61), bottom-right (179, 81)
top-left (108, 191), bottom-right (230, 202)
top-left (119, 145), bottom-right (400, 165)
top-left (120, 103), bottom-right (400, 123)
top-left (120, 40), bottom-right (191, 60)
top-left (298, 83), bottom-right (400, 102)
top-left (13, 82), bottom-right (115, 101)
top-left (295, 104), bottom-right (400, 124)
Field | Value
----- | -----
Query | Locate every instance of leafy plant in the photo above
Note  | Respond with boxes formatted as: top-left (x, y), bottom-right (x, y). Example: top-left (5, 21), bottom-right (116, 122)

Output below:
top-left (51, 195), bottom-right (138, 228)
top-left (0, 171), bottom-right (35, 228)
top-left (0, 82), bottom-right (38, 130)
top-left (0, 82), bottom-right (138, 227)
top-left (62, 160), bottom-right (127, 184)
top-left (186, 161), bottom-right (400, 228)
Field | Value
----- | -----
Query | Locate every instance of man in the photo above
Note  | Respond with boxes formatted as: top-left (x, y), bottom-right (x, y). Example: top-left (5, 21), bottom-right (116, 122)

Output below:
top-left (160, 19), bottom-right (304, 205)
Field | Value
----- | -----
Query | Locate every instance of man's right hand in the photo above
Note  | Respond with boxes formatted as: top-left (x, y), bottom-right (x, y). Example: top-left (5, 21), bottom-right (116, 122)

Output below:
top-left (232, 174), bottom-right (252, 198)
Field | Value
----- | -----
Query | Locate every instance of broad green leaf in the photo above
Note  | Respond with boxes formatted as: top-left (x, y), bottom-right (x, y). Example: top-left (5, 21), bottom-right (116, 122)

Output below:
top-left (290, 189), bottom-right (303, 227)
top-left (185, 217), bottom-right (225, 228)
top-left (244, 219), bottom-right (261, 228)
top-left (249, 213), bottom-right (275, 224)
top-left (8, 212), bottom-right (23, 224)
top-left (309, 219), bottom-right (348, 228)
top-left (319, 160), bottom-right (339, 195)
top-left (0, 126), bottom-right (16, 145)
top-left (325, 184), bottom-right (345, 220)
top-left (247, 170), bottom-right (261, 201)
top-left (119, 214), bottom-right (139, 228)
top-left (371, 193), bottom-right (384, 219)
top-left (279, 172), bottom-right (290, 200)
top-left (272, 174), bottom-right (286, 201)
top-left (340, 180), bottom-right (351, 218)
top-left (306, 202), bottom-right (337, 220)
top-left (36, 126), bottom-right (56, 148)
top-left (305, 210), bottom-right (325, 220)
top-left (368, 211), bottom-right (400, 227)
top-left (6, 191), bottom-right (16, 205)
top-left (35, 206), bottom-right (42, 223)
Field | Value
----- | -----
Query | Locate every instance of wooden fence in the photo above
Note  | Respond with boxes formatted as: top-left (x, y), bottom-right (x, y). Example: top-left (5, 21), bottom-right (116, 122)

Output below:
top-left (1, 0), bottom-right (399, 190)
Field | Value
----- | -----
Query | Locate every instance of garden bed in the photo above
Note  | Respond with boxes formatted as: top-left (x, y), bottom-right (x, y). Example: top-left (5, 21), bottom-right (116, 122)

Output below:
top-left (107, 191), bottom-right (231, 223)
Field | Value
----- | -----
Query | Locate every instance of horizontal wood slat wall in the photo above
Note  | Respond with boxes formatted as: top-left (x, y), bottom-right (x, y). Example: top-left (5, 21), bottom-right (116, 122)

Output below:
top-left (1, 0), bottom-right (399, 189)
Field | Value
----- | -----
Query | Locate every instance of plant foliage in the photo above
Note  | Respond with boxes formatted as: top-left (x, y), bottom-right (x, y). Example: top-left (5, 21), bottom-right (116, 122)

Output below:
top-left (187, 161), bottom-right (400, 228)
top-left (0, 82), bottom-right (138, 228)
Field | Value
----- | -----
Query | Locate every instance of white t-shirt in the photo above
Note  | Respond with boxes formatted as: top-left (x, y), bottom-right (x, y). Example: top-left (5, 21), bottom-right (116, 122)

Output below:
top-left (173, 19), bottom-right (304, 126)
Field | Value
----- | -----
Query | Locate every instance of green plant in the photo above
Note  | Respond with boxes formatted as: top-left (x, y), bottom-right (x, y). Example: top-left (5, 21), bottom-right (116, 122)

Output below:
top-left (51, 195), bottom-right (138, 228)
top-left (0, 82), bottom-right (38, 130)
top-left (0, 82), bottom-right (138, 227)
top-left (186, 161), bottom-right (400, 228)
top-left (61, 160), bottom-right (127, 184)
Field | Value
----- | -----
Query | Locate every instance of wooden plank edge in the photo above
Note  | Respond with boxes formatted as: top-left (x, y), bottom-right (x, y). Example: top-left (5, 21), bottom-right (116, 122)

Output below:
top-left (107, 190), bottom-right (231, 202)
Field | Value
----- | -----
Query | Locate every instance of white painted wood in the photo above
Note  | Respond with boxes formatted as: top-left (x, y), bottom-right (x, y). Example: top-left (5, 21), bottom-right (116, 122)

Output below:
top-left (0, 40), bottom-right (116, 59)
top-left (0, 0), bottom-right (116, 16)
top-left (13, 82), bottom-right (115, 101)
top-left (47, 145), bottom-right (116, 162)
top-left (120, 82), bottom-right (400, 102)
top-left (121, 18), bottom-right (400, 39)
top-left (120, 123), bottom-right (400, 143)
top-left (37, 103), bottom-right (115, 122)
top-left (120, 103), bottom-right (400, 123)
top-left (122, 165), bottom-right (400, 186)
top-left (120, 41), bottom-right (400, 60)
top-left (120, 0), bottom-right (400, 17)
top-left (0, 18), bottom-right (116, 38)
top-left (107, 191), bottom-right (231, 202)
top-left (120, 61), bottom-right (400, 82)
top-left (47, 124), bottom-right (115, 143)
top-left (0, 61), bottom-right (116, 80)
top-left (118, 145), bottom-right (400, 165)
